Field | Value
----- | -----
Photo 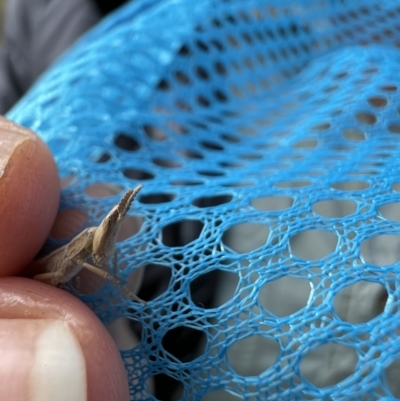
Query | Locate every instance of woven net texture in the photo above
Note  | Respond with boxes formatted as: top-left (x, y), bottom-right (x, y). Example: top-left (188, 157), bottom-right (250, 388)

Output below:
top-left (8, 0), bottom-right (400, 400)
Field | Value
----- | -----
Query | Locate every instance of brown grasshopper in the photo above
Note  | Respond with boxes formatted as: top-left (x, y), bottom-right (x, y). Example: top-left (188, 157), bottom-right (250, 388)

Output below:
top-left (33, 185), bottom-right (146, 304)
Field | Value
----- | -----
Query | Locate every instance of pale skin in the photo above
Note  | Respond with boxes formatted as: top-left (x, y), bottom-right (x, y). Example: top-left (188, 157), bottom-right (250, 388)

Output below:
top-left (32, 185), bottom-right (146, 304)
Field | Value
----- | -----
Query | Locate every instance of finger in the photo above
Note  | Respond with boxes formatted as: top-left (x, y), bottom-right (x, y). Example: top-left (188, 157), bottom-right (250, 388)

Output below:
top-left (0, 117), bottom-right (59, 276)
top-left (0, 277), bottom-right (130, 401)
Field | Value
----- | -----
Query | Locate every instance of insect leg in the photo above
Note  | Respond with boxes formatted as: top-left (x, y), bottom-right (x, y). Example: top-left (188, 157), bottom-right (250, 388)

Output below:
top-left (82, 262), bottom-right (146, 305)
top-left (33, 272), bottom-right (63, 286)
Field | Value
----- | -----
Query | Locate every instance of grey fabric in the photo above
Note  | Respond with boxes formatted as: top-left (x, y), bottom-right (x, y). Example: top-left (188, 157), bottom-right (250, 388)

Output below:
top-left (0, 0), bottom-right (101, 114)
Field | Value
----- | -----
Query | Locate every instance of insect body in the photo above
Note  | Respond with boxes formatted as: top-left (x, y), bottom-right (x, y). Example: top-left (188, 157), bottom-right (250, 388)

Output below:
top-left (33, 185), bottom-right (146, 304)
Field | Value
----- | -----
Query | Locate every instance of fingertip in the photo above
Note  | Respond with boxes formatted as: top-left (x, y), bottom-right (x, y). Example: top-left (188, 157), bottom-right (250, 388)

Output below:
top-left (0, 277), bottom-right (130, 401)
top-left (0, 319), bottom-right (87, 401)
top-left (0, 117), bottom-right (60, 275)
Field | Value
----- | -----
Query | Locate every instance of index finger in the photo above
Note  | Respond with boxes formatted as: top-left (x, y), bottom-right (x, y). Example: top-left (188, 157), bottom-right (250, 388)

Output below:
top-left (0, 117), bottom-right (60, 275)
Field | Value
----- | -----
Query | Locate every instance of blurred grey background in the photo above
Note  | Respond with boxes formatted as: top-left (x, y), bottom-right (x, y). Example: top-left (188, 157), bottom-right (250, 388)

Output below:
top-left (0, 0), bottom-right (4, 41)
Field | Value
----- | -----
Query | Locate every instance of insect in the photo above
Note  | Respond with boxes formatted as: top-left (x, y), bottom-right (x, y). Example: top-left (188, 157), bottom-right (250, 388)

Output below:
top-left (32, 185), bottom-right (146, 304)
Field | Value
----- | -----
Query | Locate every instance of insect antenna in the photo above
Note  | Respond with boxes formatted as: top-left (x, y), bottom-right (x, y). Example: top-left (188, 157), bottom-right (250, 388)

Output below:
top-left (118, 184), bottom-right (144, 218)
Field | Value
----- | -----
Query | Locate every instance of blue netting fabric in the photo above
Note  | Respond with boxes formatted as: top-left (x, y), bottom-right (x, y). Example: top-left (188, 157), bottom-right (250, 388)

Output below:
top-left (9, 0), bottom-right (400, 399)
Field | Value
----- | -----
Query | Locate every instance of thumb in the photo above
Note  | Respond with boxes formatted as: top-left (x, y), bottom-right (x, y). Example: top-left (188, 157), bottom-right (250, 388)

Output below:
top-left (0, 277), bottom-right (130, 401)
top-left (0, 319), bottom-right (86, 400)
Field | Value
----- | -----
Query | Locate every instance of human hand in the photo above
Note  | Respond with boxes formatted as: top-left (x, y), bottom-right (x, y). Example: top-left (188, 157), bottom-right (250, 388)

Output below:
top-left (0, 116), bottom-right (130, 401)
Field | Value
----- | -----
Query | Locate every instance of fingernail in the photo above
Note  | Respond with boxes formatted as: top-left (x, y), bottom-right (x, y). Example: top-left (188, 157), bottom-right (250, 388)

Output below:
top-left (0, 117), bottom-right (34, 178)
top-left (0, 319), bottom-right (86, 401)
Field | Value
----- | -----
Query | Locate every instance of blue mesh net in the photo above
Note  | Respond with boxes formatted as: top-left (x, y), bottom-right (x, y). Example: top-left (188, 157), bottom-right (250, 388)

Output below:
top-left (8, 0), bottom-right (400, 399)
